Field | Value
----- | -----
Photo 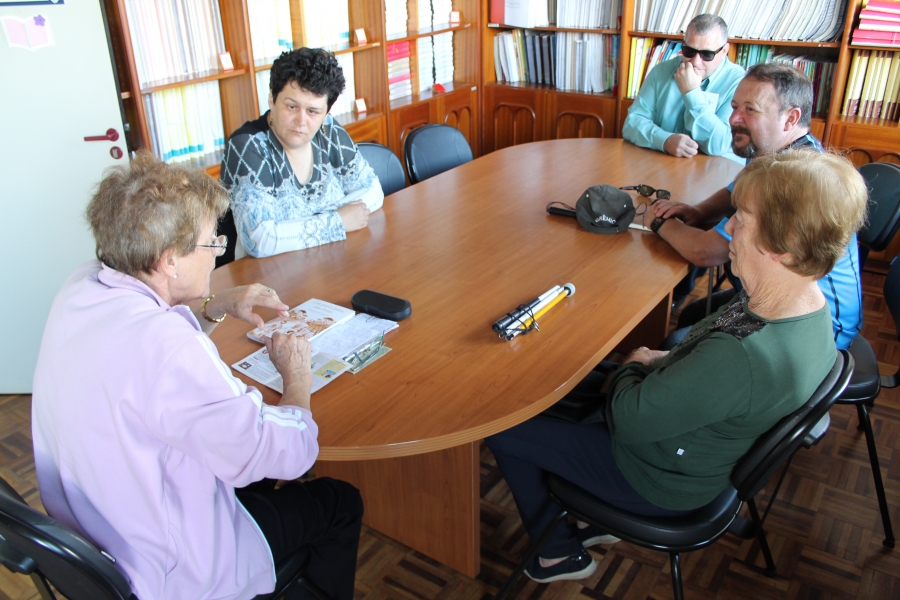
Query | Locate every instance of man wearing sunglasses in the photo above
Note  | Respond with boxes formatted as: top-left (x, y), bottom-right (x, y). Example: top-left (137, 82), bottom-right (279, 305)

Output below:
top-left (622, 14), bottom-right (744, 164)
top-left (642, 63), bottom-right (862, 351)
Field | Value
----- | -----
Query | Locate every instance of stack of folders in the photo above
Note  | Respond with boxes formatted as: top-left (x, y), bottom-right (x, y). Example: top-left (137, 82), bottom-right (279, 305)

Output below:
top-left (385, 0), bottom-right (409, 38)
top-left (433, 32), bottom-right (455, 84)
top-left (300, 0), bottom-right (350, 47)
top-left (388, 42), bottom-right (413, 100)
top-left (417, 37), bottom-right (436, 93)
top-left (256, 69), bottom-right (271, 114)
top-left (556, 33), bottom-right (617, 93)
top-left (142, 81), bottom-right (225, 166)
top-left (123, 0), bottom-right (226, 88)
top-left (495, 30), bottom-right (556, 84)
top-left (852, 0), bottom-right (900, 47)
top-left (632, 0), bottom-right (846, 42)
top-left (418, 0), bottom-right (433, 30)
top-left (556, 0), bottom-right (620, 28)
top-left (626, 38), bottom-right (680, 98)
top-left (842, 50), bottom-right (900, 120)
top-left (495, 29), bottom-right (617, 93)
top-left (332, 53), bottom-right (357, 117)
top-left (432, 0), bottom-right (454, 25)
top-left (247, 0), bottom-right (293, 67)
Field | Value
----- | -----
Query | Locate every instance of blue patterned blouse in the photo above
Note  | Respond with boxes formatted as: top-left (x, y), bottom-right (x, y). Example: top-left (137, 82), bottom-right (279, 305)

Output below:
top-left (220, 112), bottom-right (383, 257)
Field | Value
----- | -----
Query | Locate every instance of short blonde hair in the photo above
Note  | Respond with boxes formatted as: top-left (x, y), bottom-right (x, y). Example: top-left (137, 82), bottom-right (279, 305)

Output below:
top-left (732, 150), bottom-right (867, 278)
top-left (85, 151), bottom-right (229, 277)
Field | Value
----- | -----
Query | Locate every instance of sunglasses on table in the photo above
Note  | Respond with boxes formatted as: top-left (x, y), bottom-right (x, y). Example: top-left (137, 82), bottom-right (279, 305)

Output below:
top-left (681, 43), bottom-right (726, 62)
top-left (619, 185), bottom-right (671, 201)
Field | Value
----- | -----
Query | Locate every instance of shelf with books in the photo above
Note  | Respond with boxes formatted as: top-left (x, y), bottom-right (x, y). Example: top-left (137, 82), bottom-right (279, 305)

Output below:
top-left (626, 31), bottom-right (841, 48)
top-left (386, 22), bottom-right (474, 43)
top-left (489, 23), bottom-right (620, 34)
top-left (140, 69), bottom-right (249, 95)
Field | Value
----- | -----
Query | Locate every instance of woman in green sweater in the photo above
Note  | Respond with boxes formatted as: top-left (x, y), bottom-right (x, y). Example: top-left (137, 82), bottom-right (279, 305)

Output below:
top-left (486, 150), bottom-right (868, 584)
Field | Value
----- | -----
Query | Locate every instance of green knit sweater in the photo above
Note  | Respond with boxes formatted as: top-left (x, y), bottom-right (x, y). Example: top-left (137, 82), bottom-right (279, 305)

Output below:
top-left (606, 293), bottom-right (836, 510)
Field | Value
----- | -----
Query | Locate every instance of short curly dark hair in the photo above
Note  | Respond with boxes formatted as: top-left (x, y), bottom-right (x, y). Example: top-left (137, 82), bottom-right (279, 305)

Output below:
top-left (270, 47), bottom-right (346, 110)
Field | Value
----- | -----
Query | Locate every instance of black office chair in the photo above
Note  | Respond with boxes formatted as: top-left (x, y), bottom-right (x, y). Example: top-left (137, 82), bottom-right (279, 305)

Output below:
top-left (858, 161), bottom-right (900, 269)
top-left (0, 476), bottom-right (332, 600)
top-left (494, 350), bottom-right (852, 600)
top-left (403, 123), bottom-right (473, 184)
top-left (357, 142), bottom-right (407, 196)
top-left (837, 257), bottom-right (900, 549)
top-left (215, 207), bottom-right (239, 268)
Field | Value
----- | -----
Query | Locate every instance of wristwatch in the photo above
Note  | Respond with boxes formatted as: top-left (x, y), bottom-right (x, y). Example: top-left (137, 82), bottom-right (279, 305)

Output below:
top-left (650, 216), bottom-right (667, 235)
top-left (200, 295), bottom-right (226, 323)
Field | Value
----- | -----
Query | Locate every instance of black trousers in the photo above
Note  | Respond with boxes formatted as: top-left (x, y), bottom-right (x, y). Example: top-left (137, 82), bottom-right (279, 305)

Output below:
top-left (237, 477), bottom-right (363, 600)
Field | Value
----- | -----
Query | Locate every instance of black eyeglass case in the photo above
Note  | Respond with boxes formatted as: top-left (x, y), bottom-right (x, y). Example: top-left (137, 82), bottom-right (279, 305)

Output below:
top-left (351, 290), bottom-right (412, 321)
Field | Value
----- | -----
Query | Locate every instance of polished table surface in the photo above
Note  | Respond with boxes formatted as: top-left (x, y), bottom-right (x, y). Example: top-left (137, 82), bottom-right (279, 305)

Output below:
top-left (211, 138), bottom-right (742, 459)
top-left (210, 139), bottom-right (742, 575)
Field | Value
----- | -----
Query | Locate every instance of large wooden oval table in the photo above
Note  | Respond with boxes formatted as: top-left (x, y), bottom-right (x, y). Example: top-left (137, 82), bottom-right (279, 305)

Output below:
top-left (210, 139), bottom-right (742, 577)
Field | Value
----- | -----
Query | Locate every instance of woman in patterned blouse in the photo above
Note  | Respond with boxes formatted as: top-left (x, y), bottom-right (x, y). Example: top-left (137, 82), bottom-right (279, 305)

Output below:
top-left (220, 48), bottom-right (383, 258)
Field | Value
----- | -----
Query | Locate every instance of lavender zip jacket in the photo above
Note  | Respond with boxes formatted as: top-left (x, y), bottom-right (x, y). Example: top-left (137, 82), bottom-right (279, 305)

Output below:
top-left (32, 261), bottom-right (319, 599)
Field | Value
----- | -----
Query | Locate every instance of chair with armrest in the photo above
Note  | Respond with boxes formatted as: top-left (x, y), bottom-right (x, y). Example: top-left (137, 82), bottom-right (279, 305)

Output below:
top-left (857, 161), bottom-right (900, 269)
top-left (403, 124), bottom-right (473, 184)
top-left (0, 476), bottom-right (333, 600)
top-left (837, 256), bottom-right (900, 549)
top-left (357, 142), bottom-right (406, 197)
top-left (494, 350), bottom-right (852, 600)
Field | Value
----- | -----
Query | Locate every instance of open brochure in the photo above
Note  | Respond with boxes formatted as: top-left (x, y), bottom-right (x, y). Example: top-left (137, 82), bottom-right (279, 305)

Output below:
top-left (232, 311), bottom-right (401, 394)
top-left (232, 349), bottom-right (351, 394)
top-left (247, 298), bottom-right (355, 343)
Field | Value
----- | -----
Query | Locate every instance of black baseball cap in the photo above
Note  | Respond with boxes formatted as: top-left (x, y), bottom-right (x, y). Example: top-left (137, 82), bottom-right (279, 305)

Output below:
top-left (575, 185), bottom-right (636, 234)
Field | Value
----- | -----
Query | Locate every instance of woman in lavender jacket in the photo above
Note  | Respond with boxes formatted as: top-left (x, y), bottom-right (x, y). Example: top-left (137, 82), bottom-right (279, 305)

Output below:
top-left (31, 152), bottom-right (362, 600)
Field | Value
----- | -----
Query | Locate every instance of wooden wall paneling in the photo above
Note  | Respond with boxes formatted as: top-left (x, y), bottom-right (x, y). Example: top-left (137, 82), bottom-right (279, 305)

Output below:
top-left (823, 0), bottom-right (861, 142)
top-left (439, 85), bottom-right (479, 156)
top-left (617, 0), bottom-right (637, 135)
top-left (344, 114), bottom-right (387, 145)
top-left (452, 7), bottom-right (479, 86)
top-left (316, 442), bottom-right (480, 578)
top-left (829, 122), bottom-right (900, 152)
top-left (546, 92), bottom-right (617, 140)
top-left (218, 0), bottom-right (257, 136)
top-left (809, 119), bottom-right (826, 140)
top-left (482, 85), bottom-right (543, 154)
top-left (103, 0), bottom-right (143, 154)
top-left (389, 101), bottom-right (433, 164)
top-left (111, 0), bottom-right (151, 152)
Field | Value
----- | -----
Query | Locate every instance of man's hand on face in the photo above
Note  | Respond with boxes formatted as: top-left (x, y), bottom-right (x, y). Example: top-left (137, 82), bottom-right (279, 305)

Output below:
top-left (675, 61), bottom-right (704, 95)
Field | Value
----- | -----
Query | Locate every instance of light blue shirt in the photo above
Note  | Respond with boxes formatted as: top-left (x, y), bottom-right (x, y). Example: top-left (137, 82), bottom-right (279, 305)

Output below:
top-left (623, 56), bottom-right (745, 164)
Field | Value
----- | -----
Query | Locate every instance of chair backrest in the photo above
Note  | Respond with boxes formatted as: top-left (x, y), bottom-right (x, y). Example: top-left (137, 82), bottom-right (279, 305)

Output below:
top-left (731, 350), bottom-right (852, 501)
top-left (859, 161), bottom-right (900, 251)
top-left (0, 476), bottom-right (133, 600)
top-left (357, 142), bottom-right (407, 196)
top-left (215, 207), bottom-right (239, 268)
top-left (403, 124), bottom-right (473, 184)
top-left (884, 258), bottom-right (900, 343)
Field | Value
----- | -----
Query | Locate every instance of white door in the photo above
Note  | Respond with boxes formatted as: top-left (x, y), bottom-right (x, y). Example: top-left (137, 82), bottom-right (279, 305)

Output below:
top-left (0, 1), bottom-right (126, 392)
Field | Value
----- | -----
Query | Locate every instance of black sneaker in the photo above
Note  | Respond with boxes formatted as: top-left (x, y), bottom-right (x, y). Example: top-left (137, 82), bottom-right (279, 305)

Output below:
top-left (524, 548), bottom-right (597, 583)
top-left (575, 524), bottom-right (620, 548)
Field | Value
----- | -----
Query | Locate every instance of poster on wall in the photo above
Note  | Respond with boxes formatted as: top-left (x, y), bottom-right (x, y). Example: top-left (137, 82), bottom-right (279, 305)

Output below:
top-left (2, 14), bottom-right (53, 50)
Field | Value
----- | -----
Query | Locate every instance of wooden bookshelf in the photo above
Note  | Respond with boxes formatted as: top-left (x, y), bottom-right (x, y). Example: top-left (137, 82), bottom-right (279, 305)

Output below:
top-left (480, 3), bottom-right (620, 154)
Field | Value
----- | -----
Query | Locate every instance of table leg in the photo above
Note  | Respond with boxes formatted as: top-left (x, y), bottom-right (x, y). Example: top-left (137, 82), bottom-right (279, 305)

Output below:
top-left (615, 292), bottom-right (672, 353)
top-left (315, 441), bottom-right (480, 577)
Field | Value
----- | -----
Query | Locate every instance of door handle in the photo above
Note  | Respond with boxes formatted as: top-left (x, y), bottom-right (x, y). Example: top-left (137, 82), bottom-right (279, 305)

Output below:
top-left (84, 128), bottom-right (120, 142)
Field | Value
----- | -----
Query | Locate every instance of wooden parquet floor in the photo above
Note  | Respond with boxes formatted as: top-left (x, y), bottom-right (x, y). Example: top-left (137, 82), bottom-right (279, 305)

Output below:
top-left (2, 268), bottom-right (899, 600)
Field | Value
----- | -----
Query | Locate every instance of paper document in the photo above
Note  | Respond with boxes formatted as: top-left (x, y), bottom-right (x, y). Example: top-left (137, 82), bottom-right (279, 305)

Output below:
top-left (232, 349), bottom-right (350, 394)
top-left (248, 298), bottom-right (355, 343)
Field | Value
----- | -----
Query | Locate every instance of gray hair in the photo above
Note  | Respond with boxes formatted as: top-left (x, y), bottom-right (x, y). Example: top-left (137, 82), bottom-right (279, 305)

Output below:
top-left (686, 14), bottom-right (728, 42)
top-left (85, 151), bottom-right (229, 277)
top-left (745, 63), bottom-right (814, 128)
